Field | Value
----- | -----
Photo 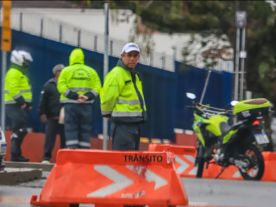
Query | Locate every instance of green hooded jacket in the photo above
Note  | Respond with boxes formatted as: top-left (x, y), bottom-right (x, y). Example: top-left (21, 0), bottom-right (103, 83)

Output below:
top-left (57, 48), bottom-right (101, 104)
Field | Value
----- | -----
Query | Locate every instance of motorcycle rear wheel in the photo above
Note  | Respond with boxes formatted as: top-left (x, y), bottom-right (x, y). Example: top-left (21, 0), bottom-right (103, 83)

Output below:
top-left (238, 144), bottom-right (264, 181)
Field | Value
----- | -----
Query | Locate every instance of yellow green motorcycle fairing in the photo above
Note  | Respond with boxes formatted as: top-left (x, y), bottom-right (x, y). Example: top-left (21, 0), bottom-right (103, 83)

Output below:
top-left (192, 113), bottom-right (229, 147)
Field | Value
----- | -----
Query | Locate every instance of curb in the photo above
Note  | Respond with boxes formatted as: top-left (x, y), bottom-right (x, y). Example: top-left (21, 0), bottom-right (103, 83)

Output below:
top-left (4, 162), bottom-right (54, 172)
top-left (0, 168), bottom-right (42, 185)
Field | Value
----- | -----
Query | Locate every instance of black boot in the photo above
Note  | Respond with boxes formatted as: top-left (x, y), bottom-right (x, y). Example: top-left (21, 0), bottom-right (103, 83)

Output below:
top-left (10, 155), bottom-right (29, 162)
top-left (10, 130), bottom-right (29, 162)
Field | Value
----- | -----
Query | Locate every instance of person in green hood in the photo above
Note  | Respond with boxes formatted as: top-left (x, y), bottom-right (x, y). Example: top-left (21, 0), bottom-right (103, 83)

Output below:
top-left (57, 48), bottom-right (101, 149)
top-left (5, 50), bottom-right (33, 162)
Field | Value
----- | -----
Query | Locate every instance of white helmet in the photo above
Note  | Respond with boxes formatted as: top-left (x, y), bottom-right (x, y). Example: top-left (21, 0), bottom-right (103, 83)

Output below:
top-left (10, 50), bottom-right (33, 66)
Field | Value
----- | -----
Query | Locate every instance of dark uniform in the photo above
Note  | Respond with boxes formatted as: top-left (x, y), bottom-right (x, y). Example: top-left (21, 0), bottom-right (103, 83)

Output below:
top-left (39, 77), bottom-right (66, 161)
top-left (57, 48), bottom-right (101, 148)
top-left (5, 50), bottom-right (33, 162)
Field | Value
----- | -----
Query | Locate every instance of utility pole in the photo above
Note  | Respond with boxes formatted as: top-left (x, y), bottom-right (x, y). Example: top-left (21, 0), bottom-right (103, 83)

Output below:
top-left (103, 3), bottom-right (109, 150)
top-left (1, 0), bottom-right (12, 137)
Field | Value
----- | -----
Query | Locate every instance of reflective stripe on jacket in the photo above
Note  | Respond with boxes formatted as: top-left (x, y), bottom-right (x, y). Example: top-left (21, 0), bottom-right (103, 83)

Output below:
top-left (4, 66), bottom-right (32, 105)
top-left (57, 48), bottom-right (102, 104)
top-left (100, 59), bottom-right (147, 123)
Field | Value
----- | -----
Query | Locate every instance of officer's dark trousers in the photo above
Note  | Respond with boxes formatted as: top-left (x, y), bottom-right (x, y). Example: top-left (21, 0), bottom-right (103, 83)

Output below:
top-left (43, 119), bottom-right (66, 160)
top-left (64, 103), bottom-right (91, 149)
top-left (111, 122), bottom-right (140, 151)
top-left (6, 104), bottom-right (28, 157)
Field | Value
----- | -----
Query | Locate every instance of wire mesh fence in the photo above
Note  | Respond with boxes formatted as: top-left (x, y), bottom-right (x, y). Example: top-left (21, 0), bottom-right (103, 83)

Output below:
top-left (0, 10), bottom-right (233, 72)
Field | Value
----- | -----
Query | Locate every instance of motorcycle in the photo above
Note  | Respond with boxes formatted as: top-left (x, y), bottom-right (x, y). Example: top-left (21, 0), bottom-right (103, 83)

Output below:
top-left (186, 93), bottom-right (271, 180)
top-left (0, 128), bottom-right (6, 171)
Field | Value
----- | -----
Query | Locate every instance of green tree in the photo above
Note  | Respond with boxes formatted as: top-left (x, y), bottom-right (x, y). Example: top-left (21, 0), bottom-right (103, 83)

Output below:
top-left (74, 1), bottom-right (276, 103)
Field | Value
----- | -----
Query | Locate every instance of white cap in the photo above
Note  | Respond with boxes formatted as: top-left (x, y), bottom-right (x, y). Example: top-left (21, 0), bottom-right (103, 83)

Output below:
top-left (121, 42), bottom-right (140, 54)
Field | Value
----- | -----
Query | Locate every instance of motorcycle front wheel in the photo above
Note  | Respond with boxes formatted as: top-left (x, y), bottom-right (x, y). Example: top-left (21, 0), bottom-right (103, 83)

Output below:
top-left (196, 142), bottom-right (205, 178)
top-left (196, 157), bottom-right (205, 178)
top-left (238, 144), bottom-right (265, 181)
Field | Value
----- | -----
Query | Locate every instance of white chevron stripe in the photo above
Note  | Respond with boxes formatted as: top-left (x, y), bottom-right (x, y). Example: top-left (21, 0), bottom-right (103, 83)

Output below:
top-left (233, 170), bottom-right (241, 178)
top-left (233, 167), bottom-right (258, 178)
top-left (184, 155), bottom-right (196, 163)
top-left (175, 155), bottom-right (189, 174)
top-left (87, 165), bottom-right (133, 197)
top-left (126, 165), bottom-right (168, 190)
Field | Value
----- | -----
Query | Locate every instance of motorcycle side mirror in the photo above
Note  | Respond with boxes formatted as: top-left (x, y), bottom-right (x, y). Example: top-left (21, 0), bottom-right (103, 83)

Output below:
top-left (231, 101), bottom-right (239, 106)
top-left (186, 93), bottom-right (196, 100)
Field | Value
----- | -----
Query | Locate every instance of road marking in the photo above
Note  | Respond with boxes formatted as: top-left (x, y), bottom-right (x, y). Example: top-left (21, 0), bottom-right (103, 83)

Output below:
top-left (87, 165), bottom-right (134, 197)
top-left (0, 197), bottom-right (29, 203)
top-left (189, 201), bottom-right (208, 206)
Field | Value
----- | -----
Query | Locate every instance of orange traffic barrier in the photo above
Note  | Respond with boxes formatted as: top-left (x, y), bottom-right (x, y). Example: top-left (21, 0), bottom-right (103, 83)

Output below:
top-left (207, 152), bottom-right (276, 181)
top-left (190, 151), bottom-right (276, 181)
top-left (169, 145), bottom-right (209, 178)
top-left (148, 143), bottom-right (170, 152)
top-left (149, 144), bottom-right (276, 181)
top-left (149, 144), bottom-right (209, 178)
top-left (31, 149), bottom-right (189, 207)
top-left (207, 164), bottom-right (243, 180)
top-left (260, 152), bottom-right (276, 181)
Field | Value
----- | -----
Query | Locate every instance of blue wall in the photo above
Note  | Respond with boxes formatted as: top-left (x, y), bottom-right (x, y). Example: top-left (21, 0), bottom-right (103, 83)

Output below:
top-left (174, 62), bottom-right (232, 130)
top-left (0, 29), bottom-right (177, 140)
top-left (0, 29), bottom-right (232, 141)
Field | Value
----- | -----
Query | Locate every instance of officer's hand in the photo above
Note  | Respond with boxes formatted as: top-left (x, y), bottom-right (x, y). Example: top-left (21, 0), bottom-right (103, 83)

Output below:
top-left (29, 106), bottom-right (32, 111)
top-left (106, 117), bottom-right (110, 121)
top-left (78, 95), bottom-right (85, 103)
top-left (21, 104), bottom-right (27, 110)
top-left (78, 95), bottom-right (88, 103)
top-left (78, 99), bottom-right (86, 103)
top-left (40, 114), bottom-right (47, 123)
top-left (79, 95), bottom-right (88, 100)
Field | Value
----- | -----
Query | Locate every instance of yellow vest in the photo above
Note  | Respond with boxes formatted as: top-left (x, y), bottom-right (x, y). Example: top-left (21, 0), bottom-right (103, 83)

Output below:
top-left (101, 64), bottom-right (147, 123)
top-left (5, 67), bottom-right (32, 104)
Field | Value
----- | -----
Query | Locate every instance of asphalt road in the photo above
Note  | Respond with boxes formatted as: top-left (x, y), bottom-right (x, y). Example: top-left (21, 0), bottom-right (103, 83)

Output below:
top-left (181, 178), bottom-right (276, 207)
top-left (0, 175), bottom-right (275, 207)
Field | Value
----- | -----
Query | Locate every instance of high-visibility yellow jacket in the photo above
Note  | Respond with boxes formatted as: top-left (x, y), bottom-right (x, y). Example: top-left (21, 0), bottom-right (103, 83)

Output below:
top-left (100, 59), bottom-right (147, 123)
top-left (58, 48), bottom-right (101, 104)
top-left (5, 65), bottom-right (32, 106)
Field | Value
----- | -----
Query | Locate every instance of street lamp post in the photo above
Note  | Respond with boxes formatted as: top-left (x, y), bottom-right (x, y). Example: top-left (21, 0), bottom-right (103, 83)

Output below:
top-left (234, 11), bottom-right (247, 101)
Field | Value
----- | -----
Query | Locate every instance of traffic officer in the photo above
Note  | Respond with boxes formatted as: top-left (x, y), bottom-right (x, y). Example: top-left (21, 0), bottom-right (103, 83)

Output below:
top-left (5, 50), bottom-right (33, 162)
top-left (39, 64), bottom-right (66, 163)
top-left (57, 48), bottom-right (101, 149)
top-left (101, 43), bottom-right (147, 151)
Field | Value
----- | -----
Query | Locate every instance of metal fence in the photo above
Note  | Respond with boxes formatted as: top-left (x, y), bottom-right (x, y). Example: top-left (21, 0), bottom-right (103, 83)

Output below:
top-left (213, 59), bottom-right (233, 73)
top-left (1, 9), bottom-right (232, 72)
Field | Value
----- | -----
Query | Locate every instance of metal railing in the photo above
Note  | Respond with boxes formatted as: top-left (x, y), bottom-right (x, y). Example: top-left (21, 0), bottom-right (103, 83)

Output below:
top-left (1, 9), bottom-right (233, 72)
